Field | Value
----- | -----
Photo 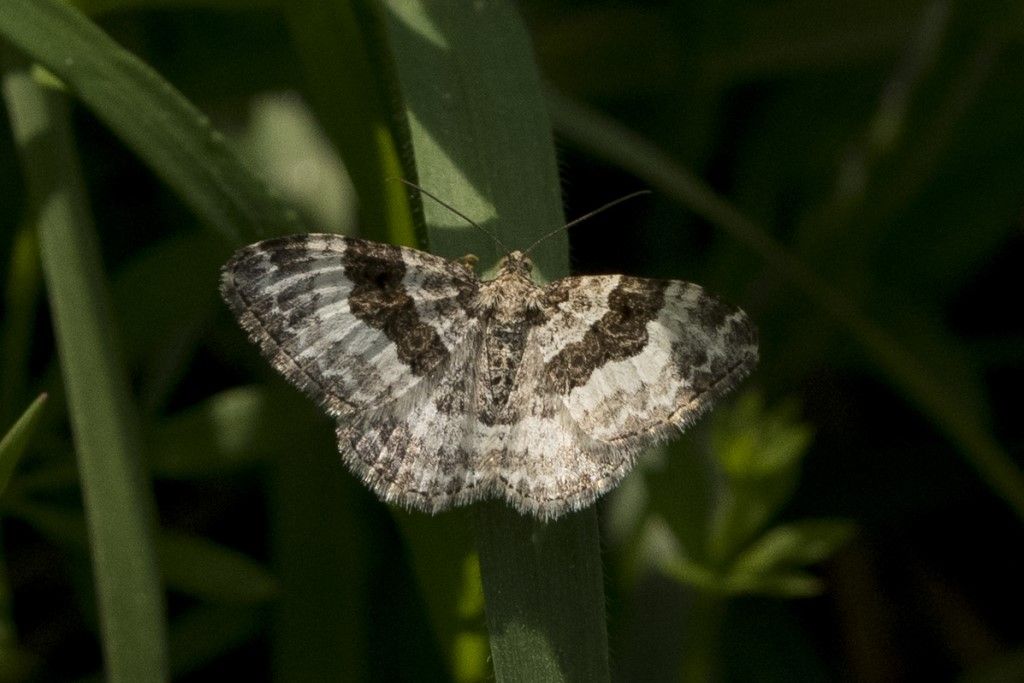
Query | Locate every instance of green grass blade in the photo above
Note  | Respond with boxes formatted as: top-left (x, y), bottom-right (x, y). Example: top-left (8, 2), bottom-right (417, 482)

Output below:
top-left (283, 0), bottom-right (418, 246)
top-left (148, 386), bottom-right (314, 478)
top-left (547, 87), bottom-right (1024, 524)
top-left (0, 0), bottom-right (303, 243)
top-left (474, 503), bottom-right (610, 681)
top-left (0, 394), bottom-right (48, 498)
top-left (384, 1), bottom-right (568, 269)
top-left (156, 532), bottom-right (279, 604)
top-left (5, 500), bottom-right (276, 603)
top-left (1, 54), bottom-right (168, 681)
top-left (112, 229), bottom-right (229, 413)
top-left (271, 436), bottom-right (374, 682)
top-left (382, 3), bottom-right (609, 680)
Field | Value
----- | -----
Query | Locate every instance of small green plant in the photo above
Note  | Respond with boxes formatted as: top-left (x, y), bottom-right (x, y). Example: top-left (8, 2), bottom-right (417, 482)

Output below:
top-left (641, 392), bottom-right (853, 680)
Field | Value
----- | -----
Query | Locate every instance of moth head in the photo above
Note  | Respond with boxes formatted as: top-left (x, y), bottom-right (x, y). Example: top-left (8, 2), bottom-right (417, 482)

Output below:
top-left (500, 250), bottom-right (534, 277)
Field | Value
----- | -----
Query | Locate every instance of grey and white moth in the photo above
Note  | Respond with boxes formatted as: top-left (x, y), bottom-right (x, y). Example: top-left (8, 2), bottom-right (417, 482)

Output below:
top-left (220, 234), bottom-right (757, 519)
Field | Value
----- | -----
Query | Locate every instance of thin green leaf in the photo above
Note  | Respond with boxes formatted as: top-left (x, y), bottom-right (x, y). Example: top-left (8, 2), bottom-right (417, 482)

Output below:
top-left (156, 532), bottom-right (278, 604)
top-left (724, 569), bottom-right (824, 598)
top-left (660, 558), bottom-right (728, 594)
top-left (148, 386), bottom-right (317, 479)
top-left (384, 1), bottom-right (568, 271)
top-left (112, 229), bottom-right (228, 412)
top-left (706, 394), bottom-right (812, 564)
top-left (705, 1), bottom-right (922, 81)
top-left (646, 442), bottom-right (717, 564)
top-left (270, 440), bottom-right (375, 682)
top-left (1, 51), bottom-right (168, 681)
top-left (731, 520), bottom-right (855, 576)
top-left (659, 548), bottom-right (827, 598)
top-left (283, 0), bottom-right (418, 246)
top-left (382, 2), bottom-right (608, 680)
top-left (547, 87), bottom-right (1024, 524)
top-left (712, 394), bottom-right (812, 479)
top-left (7, 500), bottom-right (277, 604)
top-left (0, 394), bottom-right (48, 499)
top-left (0, 393), bottom-right (47, 499)
top-left (0, 0), bottom-right (303, 243)
top-left (236, 93), bottom-right (358, 235)
top-left (392, 508), bottom-right (485, 681)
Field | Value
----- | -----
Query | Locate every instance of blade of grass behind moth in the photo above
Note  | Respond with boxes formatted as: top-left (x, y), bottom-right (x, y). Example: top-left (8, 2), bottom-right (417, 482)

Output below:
top-left (283, 0), bottom-right (419, 246)
top-left (344, 3), bottom-right (488, 661)
top-left (0, 0), bottom-right (303, 244)
top-left (6, 499), bottom-right (278, 604)
top-left (278, 33), bottom-right (442, 662)
top-left (270, 428), bottom-right (376, 683)
top-left (382, 2), bottom-right (610, 681)
top-left (1, 52), bottom-right (168, 681)
top-left (547, 87), bottom-right (1024, 523)
top-left (0, 394), bottom-right (49, 499)
top-left (0, 395), bottom-right (47, 680)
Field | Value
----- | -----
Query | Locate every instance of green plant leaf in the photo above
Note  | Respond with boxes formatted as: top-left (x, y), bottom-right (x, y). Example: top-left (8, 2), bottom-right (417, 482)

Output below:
top-left (283, 0), bottom-right (417, 246)
top-left (724, 569), bottom-right (824, 598)
top-left (381, 2), bottom-right (609, 680)
top-left (712, 393), bottom-right (812, 479)
top-left (384, 0), bottom-right (567, 271)
top-left (0, 394), bottom-right (48, 499)
top-left (147, 386), bottom-right (319, 479)
top-left (2, 49), bottom-right (168, 681)
top-left (391, 508), bottom-right (485, 681)
top-left (156, 533), bottom-right (278, 604)
top-left (0, 0), bottom-right (303, 244)
top-left (647, 397), bottom-right (852, 602)
top-left (731, 520), bottom-right (855, 576)
top-left (646, 441), bottom-right (717, 564)
top-left (6, 500), bottom-right (277, 604)
top-left (706, 393), bottom-right (813, 564)
top-left (270, 433), bottom-right (376, 683)
top-left (112, 229), bottom-right (229, 412)
top-left (660, 557), bottom-right (728, 594)
top-left (660, 558), bottom-right (827, 598)
top-left (235, 93), bottom-right (358, 235)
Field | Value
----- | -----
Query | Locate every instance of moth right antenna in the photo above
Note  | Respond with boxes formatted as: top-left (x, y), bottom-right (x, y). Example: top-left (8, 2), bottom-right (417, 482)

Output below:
top-left (389, 178), bottom-right (511, 254)
top-left (523, 190), bottom-right (652, 255)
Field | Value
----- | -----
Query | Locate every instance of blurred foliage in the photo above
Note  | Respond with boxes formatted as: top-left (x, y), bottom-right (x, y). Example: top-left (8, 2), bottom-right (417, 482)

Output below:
top-left (0, 395), bottom-right (47, 499)
top-left (0, 0), bottom-right (1021, 681)
top-left (647, 393), bottom-right (853, 600)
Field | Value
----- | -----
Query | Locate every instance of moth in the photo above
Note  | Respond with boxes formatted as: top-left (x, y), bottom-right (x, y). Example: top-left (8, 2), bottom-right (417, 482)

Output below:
top-left (221, 228), bottom-right (757, 519)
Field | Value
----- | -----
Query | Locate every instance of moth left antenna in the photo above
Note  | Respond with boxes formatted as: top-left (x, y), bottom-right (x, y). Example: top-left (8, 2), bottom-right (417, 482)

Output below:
top-left (389, 178), bottom-right (511, 253)
top-left (523, 189), bottom-right (652, 255)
